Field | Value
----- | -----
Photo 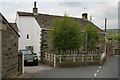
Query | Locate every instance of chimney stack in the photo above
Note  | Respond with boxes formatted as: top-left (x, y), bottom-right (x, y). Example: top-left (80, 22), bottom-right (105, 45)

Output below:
top-left (82, 13), bottom-right (88, 19)
top-left (33, 1), bottom-right (38, 13)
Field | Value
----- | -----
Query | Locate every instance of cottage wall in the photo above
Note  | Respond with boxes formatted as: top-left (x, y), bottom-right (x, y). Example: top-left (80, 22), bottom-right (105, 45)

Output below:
top-left (41, 30), bottom-right (52, 57)
top-left (16, 14), bottom-right (41, 60)
top-left (2, 23), bottom-right (18, 78)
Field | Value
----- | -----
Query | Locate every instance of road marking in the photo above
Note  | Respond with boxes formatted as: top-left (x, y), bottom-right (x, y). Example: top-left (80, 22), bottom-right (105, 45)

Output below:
top-left (97, 69), bottom-right (99, 72)
top-left (93, 66), bottom-right (102, 77)
top-left (94, 73), bottom-right (97, 77)
top-left (40, 68), bottom-right (43, 69)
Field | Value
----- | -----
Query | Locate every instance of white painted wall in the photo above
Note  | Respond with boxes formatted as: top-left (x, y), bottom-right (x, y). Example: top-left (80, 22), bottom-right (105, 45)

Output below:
top-left (0, 30), bottom-right (2, 79)
top-left (16, 14), bottom-right (41, 60)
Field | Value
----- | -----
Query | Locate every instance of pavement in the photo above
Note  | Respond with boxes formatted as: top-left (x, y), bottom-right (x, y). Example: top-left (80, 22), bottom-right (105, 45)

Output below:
top-left (18, 73), bottom-right (31, 78)
top-left (24, 55), bottom-right (119, 78)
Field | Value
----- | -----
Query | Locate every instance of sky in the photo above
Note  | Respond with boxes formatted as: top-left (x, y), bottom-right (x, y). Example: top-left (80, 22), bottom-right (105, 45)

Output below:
top-left (0, 0), bottom-right (119, 29)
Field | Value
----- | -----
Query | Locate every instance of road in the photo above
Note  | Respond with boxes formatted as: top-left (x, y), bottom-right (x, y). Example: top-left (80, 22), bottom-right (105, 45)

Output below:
top-left (24, 55), bottom-right (119, 78)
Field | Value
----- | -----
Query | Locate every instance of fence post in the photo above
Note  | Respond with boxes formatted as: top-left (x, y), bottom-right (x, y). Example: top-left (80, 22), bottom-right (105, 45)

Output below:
top-left (60, 55), bottom-right (62, 63)
top-left (91, 55), bottom-right (93, 61)
top-left (22, 53), bottom-right (24, 73)
top-left (45, 53), bottom-right (47, 59)
top-left (48, 54), bottom-right (50, 60)
top-left (82, 55), bottom-right (84, 61)
top-left (73, 54), bottom-right (75, 62)
top-left (54, 54), bottom-right (56, 67)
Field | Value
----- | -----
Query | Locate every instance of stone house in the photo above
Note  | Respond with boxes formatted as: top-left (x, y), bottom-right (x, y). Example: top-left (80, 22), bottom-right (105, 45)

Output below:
top-left (106, 38), bottom-right (120, 56)
top-left (0, 13), bottom-right (20, 79)
top-left (16, 2), bottom-right (105, 61)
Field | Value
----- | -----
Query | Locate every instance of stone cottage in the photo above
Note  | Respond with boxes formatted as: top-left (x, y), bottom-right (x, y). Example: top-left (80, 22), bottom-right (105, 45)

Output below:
top-left (0, 13), bottom-right (20, 79)
top-left (106, 38), bottom-right (120, 56)
top-left (16, 2), bottom-right (105, 61)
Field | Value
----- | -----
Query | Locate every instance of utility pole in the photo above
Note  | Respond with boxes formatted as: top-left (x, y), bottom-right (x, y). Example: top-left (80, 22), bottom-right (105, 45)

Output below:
top-left (105, 18), bottom-right (107, 32)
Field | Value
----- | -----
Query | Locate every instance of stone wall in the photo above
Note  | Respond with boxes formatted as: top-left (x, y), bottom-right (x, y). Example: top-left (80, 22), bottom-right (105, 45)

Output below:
top-left (0, 30), bottom-right (2, 80)
top-left (41, 29), bottom-right (52, 60)
top-left (2, 23), bottom-right (19, 78)
top-left (115, 49), bottom-right (120, 55)
top-left (18, 52), bottom-right (23, 74)
top-left (106, 40), bottom-right (118, 56)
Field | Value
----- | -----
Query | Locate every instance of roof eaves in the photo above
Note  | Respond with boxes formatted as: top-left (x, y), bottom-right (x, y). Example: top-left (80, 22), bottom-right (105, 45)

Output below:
top-left (17, 11), bottom-right (34, 17)
top-left (17, 11), bottom-right (103, 32)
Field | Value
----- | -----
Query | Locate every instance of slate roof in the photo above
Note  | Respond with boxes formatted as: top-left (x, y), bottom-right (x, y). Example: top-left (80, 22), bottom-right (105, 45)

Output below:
top-left (17, 11), bottom-right (103, 32)
top-left (0, 13), bottom-right (20, 37)
top-left (10, 23), bottom-right (18, 31)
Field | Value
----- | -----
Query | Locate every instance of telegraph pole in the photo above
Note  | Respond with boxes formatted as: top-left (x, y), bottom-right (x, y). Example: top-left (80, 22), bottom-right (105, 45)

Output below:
top-left (105, 18), bottom-right (107, 32)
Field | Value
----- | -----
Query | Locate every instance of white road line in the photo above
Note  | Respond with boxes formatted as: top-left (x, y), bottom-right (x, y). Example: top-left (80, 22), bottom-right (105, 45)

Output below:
top-left (94, 73), bottom-right (97, 77)
top-left (40, 68), bottom-right (43, 69)
top-left (97, 69), bottom-right (99, 72)
top-left (93, 66), bottom-right (102, 77)
top-left (99, 66), bottom-right (101, 69)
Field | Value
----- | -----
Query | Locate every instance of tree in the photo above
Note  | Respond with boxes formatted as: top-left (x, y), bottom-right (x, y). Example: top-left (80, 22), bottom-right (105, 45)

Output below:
top-left (82, 22), bottom-right (100, 52)
top-left (107, 32), bottom-right (120, 42)
top-left (50, 14), bottom-right (82, 53)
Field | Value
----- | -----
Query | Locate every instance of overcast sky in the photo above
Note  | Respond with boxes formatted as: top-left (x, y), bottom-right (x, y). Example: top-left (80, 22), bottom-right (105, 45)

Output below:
top-left (0, 0), bottom-right (119, 29)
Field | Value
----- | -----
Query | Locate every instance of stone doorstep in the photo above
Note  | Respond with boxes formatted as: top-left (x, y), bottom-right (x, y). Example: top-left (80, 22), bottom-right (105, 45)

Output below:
top-left (18, 73), bottom-right (32, 78)
top-left (2, 73), bottom-right (31, 80)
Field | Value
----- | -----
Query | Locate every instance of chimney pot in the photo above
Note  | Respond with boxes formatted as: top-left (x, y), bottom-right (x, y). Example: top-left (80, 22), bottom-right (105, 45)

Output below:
top-left (33, 1), bottom-right (38, 13)
top-left (82, 13), bottom-right (88, 19)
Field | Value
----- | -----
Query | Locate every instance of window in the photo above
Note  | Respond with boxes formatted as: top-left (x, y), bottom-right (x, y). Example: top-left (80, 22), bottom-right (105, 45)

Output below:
top-left (8, 48), bottom-right (11, 51)
top-left (14, 43), bottom-right (17, 46)
top-left (10, 53), bottom-right (12, 55)
top-left (27, 34), bottom-right (29, 39)
top-left (44, 40), bottom-right (46, 42)
top-left (5, 53), bottom-right (9, 56)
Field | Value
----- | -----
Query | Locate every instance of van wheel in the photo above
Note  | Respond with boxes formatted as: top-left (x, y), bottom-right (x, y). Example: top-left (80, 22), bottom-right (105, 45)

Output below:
top-left (35, 60), bottom-right (38, 66)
